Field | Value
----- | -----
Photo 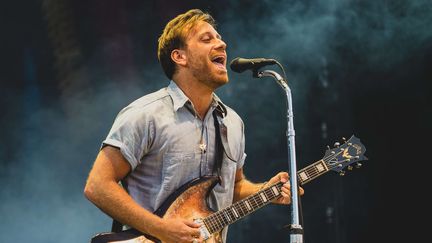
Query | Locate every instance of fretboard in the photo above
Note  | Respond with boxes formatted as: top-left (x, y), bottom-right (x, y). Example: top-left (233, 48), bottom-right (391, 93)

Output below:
top-left (203, 159), bottom-right (329, 233)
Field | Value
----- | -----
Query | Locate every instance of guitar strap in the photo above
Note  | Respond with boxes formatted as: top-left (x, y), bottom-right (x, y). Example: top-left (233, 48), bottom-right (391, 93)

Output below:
top-left (111, 105), bottom-right (228, 233)
top-left (212, 105), bottom-right (226, 177)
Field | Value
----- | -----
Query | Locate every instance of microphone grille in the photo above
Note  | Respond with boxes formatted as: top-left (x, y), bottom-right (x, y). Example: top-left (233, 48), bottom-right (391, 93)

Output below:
top-left (229, 57), bottom-right (243, 73)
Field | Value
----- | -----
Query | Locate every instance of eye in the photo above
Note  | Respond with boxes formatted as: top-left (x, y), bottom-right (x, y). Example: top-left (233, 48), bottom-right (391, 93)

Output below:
top-left (201, 37), bottom-right (211, 42)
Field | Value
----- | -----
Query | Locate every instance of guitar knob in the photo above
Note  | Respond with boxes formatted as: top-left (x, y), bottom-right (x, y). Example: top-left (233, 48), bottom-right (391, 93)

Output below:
top-left (339, 171), bottom-right (345, 176)
top-left (355, 162), bottom-right (362, 168)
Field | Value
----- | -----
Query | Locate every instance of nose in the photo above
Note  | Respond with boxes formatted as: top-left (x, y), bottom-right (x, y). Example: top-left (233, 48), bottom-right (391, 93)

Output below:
top-left (215, 38), bottom-right (227, 50)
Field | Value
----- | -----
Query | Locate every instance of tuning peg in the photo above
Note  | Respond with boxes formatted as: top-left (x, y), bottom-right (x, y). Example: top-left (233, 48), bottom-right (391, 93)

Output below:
top-left (334, 142), bottom-right (340, 147)
top-left (342, 137), bottom-right (346, 143)
top-left (326, 145), bottom-right (331, 150)
top-left (355, 162), bottom-right (362, 168)
top-left (339, 171), bottom-right (345, 176)
top-left (347, 165), bottom-right (353, 170)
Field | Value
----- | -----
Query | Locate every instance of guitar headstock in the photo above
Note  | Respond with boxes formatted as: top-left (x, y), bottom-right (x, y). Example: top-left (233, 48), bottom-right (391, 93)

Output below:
top-left (323, 135), bottom-right (368, 176)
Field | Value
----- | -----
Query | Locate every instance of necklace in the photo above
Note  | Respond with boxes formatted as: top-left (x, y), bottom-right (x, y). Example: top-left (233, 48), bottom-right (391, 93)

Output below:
top-left (198, 122), bottom-right (207, 153)
top-left (199, 140), bottom-right (207, 153)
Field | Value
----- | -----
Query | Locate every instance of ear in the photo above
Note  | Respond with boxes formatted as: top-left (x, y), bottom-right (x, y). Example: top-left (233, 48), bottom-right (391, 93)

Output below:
top-left (171, 49), bottom-right (187, 67)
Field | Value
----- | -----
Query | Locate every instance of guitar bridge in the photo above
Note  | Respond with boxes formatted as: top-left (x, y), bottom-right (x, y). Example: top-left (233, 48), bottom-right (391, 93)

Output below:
top-left (194, 218), bottom-right (211, 240)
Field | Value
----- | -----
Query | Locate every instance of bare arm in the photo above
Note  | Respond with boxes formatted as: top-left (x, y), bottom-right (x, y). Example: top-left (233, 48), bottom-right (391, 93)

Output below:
top-left (232, 168), bottom-right (264, 202)
top-left (233, 168), bottom-right (304, 204)
top-left (84, 146), bottom-right (202, 243)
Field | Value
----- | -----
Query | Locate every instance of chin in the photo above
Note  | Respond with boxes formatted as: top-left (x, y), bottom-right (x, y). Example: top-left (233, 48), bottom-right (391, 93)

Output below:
top-left (214, 74), bottom-right (229, 87)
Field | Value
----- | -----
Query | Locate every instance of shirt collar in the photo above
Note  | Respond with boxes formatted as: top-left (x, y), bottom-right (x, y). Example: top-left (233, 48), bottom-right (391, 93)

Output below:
top-left (212, 93), bottom-right (227, 118)
top-left (167, 81), bottom-right (189, 111)
top-left (167, 80), bottom-right (227, 116)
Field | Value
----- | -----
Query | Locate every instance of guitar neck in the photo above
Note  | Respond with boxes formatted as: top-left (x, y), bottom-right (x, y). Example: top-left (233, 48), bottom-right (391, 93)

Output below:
top-left (203, 159), bottom-right (329, 234)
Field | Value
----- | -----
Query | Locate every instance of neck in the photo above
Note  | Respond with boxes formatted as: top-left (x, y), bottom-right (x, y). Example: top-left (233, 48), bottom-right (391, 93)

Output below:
top-left (173, 77), bottom-right (214, 119)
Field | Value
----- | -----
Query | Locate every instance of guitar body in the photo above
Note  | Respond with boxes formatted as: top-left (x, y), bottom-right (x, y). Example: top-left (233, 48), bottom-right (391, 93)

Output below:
top-left (91, 176), bottom-right (223, 243)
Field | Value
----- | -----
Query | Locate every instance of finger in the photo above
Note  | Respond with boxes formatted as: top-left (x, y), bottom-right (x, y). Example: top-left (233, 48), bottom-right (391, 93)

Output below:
top-left (191, 238), bottom-right (204, 243)
top-left (299, 187), bottom-right (305, 195)
top-left (281, 191), bottom-right (290, 198)
top-left (190, 233), bottom-right (204, 243)
top-left (282, 181), bottom-right (291, 189)
top-left (189, 228), bottom-right (201, 238)
top-left (281, 187), bottom-right (291, 197)
top-left (279, 172), bottom-right (289, 182)
top-left (183, 219), bottom-right (201, 228)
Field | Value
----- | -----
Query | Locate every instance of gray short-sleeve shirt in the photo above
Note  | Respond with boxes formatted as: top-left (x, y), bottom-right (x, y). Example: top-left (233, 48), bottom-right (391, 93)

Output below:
top-left (102, 81), bottom-right (246, 241)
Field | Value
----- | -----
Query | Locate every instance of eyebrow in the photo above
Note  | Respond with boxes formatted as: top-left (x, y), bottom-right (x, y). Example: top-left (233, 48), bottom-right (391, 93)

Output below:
top-left (200, 31), bottom-right (222, 40)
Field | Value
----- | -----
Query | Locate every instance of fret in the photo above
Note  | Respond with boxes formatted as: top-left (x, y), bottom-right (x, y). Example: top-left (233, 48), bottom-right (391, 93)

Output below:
top-left (241, 201), bottom-right (249, 215)
top-left (249, 194), bottom-right (258, 209)
top-left (266, 187), bottom-right (274, 198)
top-left (211, 213), bottom-right (221, 231)
top-left (209, 214), bottom-right (219, 233)
top-left (298, 160), bottom-right (329, 185)
top-left (259, 192), bottom-right (268, 203)
top-left (231, 207), bottom-right (239, 219)
top-left (223, 209), bottom-right (232, 223)
top-left (271, 186), bottom-right (280, 196)
top-left (204, 182), bottom-right (285, 234)
top-left (228, 208), bottom-right (236, 221)
top-left (256, 192), bottom-right (265, 205)
top-left (251, 194), bottom-right (261, 208)
top-left (244, 200), bottom-right (252, 211)
top-left (203, 217), bottom-right (214, 234)
top-left (241, 201), bottom-right (248, 215)
top-left (214, 213), bottom-right (222, 232)
top-left (234, 202), bottom-right (245, 217)
top-left (198, 136), bottom-right (367, 237)
top-left (204, 215), bottom-right (215, 233)
top-left (215, 211), bottom-right (225, 229)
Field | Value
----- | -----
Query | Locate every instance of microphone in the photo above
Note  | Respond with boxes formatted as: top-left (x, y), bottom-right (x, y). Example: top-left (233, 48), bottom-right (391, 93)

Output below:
top-left (229, 57), bottom-right (277, 73)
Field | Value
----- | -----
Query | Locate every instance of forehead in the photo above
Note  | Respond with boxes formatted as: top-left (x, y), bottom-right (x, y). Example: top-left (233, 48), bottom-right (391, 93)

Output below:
top-left (185, 21), bottom-right (220, 40)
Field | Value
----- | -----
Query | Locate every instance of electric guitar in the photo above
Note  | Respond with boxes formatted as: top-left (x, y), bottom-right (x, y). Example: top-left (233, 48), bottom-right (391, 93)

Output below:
top-left (90, 135), bottom-right (367, 243)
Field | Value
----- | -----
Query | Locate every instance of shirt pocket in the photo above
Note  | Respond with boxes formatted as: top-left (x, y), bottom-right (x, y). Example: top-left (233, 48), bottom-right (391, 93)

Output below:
top-left (161, 152), bottom-right (198, 193)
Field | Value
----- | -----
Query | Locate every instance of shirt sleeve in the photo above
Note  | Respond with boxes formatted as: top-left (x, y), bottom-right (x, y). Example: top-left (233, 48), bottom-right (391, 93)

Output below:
top-left (101, 106), bottom-right (153, 170)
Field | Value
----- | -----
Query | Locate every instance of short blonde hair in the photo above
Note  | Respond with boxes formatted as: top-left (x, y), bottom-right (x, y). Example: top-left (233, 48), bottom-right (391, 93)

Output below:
top-left (157, 9), bottom-right (216, 79)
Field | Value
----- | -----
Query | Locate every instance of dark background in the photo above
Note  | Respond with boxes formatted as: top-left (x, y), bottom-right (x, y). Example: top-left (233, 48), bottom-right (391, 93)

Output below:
top-left (1, 0), bottom-right (430, 242)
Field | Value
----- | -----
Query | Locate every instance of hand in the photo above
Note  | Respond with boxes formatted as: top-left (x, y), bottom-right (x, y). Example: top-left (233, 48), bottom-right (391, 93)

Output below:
top-left (265, 171), bottom-right (304, 205)
top-left (155, 218), bottom-right (203, 243)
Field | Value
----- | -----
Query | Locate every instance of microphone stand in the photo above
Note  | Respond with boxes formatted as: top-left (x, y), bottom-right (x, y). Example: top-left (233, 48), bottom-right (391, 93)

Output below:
top-left (253, 69), bottom-right (304, 243)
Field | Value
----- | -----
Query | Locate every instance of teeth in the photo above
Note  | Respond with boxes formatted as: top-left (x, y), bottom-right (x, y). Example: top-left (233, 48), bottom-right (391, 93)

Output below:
top-left (212, 56), bottom-right (225, 64)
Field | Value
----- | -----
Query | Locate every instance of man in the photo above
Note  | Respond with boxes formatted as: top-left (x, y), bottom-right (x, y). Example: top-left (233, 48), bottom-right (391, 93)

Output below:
top-left (84, 9), bottom-right (303, 243)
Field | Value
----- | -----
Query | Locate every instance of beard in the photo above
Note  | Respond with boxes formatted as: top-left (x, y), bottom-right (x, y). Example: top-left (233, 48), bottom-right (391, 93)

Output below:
top-left (187, 52), bottom-right (229, 90)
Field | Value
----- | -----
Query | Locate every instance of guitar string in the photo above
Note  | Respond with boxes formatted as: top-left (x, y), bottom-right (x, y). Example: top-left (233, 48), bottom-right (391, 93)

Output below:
top-left (205, 148), bottom-right (362, 232)
top-left (300, 148), bottom-right (362, 183)
top-left (207, 183), bottom-right (283, 232)
top-left (209, 187), bottom-right (270, 232)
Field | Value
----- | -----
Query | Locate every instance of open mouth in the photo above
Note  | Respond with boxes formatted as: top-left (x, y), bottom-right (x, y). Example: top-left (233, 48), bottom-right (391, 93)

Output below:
top-left (211, 56), bottom-right (226, 70)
